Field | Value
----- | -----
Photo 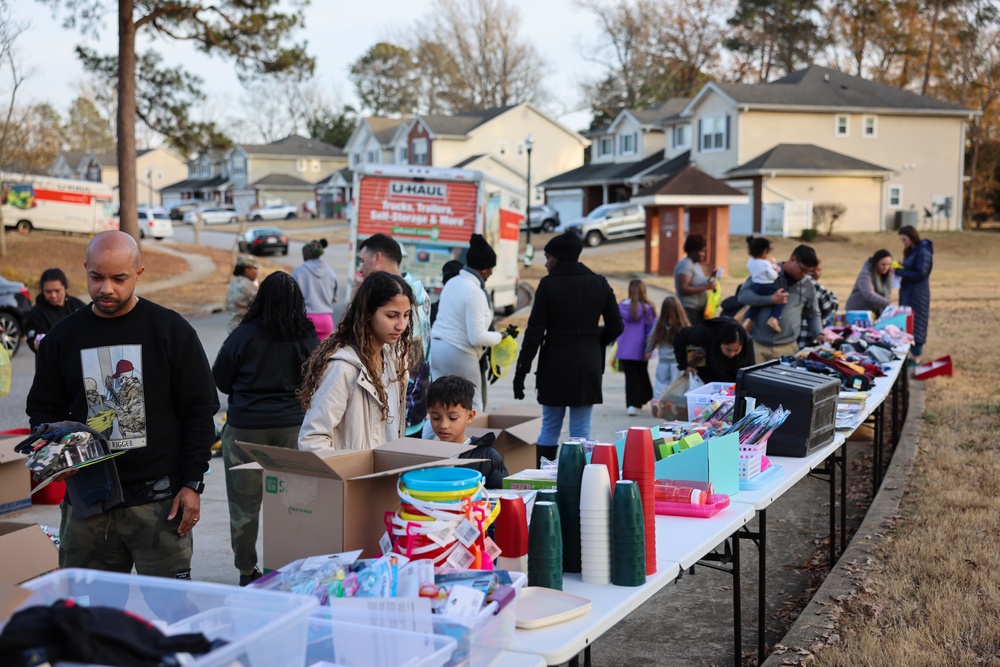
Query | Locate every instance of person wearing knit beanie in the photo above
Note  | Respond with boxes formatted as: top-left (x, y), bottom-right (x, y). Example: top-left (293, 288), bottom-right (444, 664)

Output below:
top-left (302, 238), bottom-right (328, 260)
top-left (465, 233), bottom-right (497, 271)
top-left (543, 231), bottom-right (583, 263)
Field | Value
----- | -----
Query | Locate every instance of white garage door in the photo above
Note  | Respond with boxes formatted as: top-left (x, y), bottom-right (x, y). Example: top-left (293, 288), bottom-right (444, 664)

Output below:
top-left (546, 189), bottom-right (584, 227)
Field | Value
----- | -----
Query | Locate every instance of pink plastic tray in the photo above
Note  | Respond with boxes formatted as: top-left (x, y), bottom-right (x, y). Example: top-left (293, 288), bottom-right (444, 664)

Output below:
top-left (654, 493), bottom-right (730, 519)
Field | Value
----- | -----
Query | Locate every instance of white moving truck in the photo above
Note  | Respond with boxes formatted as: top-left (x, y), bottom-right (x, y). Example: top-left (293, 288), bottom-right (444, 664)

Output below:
top-left (1, 173), bottom-right (118, 235)
top-left (349, 165), bottom-right (524, 313)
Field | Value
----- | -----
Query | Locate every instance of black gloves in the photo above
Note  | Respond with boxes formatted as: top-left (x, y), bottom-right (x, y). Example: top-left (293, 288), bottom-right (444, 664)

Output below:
top-left (513, 375), bottom-right (525, 400)
top-left (504, 324), bottom-right (520, 340)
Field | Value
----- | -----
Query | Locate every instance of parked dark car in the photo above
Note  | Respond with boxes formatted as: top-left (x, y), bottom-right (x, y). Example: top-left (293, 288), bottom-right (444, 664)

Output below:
top-left (521, 204), bottom-right (561, 233)
top-left (168, 202), bottom-right (199, 221)
top-left (238, 227), bottom-right (289, 256)
top-left (0, 276), bottom-right (32, 356)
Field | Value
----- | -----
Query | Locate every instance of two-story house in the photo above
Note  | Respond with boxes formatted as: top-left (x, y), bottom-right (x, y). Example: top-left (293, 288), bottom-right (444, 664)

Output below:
top-left (402, 103), bottom-right (589, 213)
top-left (538, 99), bottom-right (690, 222)
top-left (50, 147), bottom-right (188, 206)
top-left (683, 65), bottom-right (976, 234)
top-left (159, 150), bottom-right (230, 210)
top-left (225, 134), bottom-right (347, 214)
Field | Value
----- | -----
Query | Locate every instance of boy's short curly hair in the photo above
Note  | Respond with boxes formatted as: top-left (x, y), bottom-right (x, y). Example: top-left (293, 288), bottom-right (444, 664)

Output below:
top-left (427, 375), bottom-right (476, 410)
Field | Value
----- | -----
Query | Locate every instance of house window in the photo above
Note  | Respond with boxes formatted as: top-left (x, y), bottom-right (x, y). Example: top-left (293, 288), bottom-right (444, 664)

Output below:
top-left (835, 115), bottom-right (849, 137)
top-left (398, 147), bottom-right (407, 163)
top-left (673, 125), bottom-right (691, 149)
top-left (498, 141), bottom-right (507, 156)
top-left (412, 138), bottom-right (428, 164)
top-left (620, 132), bottom-right (636, 155)
top-left (699, 116), bottom-right (727, 151)
top-left (351, 153), bottom-right (361, 167)
top-left (516, 143), bottom-right (524, 156)
top-left (233, 158), bottom-right (245, 176)
top-left (863, 115), bottom-right (877, 138)
top-left (366, 151), bottom-right (378, 164)
top-left (311, 160), bottom-right (321, 172)
top-left (888, 185), bottom-right (903, 209)
top-left (597, 136), bottom-right (615, 158)
top-left (296, 159), bottom-right (306, 172)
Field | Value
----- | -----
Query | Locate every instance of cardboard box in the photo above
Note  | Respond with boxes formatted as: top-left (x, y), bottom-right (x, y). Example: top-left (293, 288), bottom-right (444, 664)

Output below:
top-left (468, 405), bottom-right (542, 475)
top-left (501, 468), bottom-right (557, 490)
top-left (237, 438), bottom-right (482, 572)
top-left (0, 436), bottom-right (32, 517)
top-left (0, 522), bottom-right (59, 585)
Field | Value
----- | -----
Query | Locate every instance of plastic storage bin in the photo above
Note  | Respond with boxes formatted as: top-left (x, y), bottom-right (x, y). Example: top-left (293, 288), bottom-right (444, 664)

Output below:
top-left (10, 568), bottom-right (318, 667)
top-left (685, 382), bottom-right (735, 421)
top-left (303, 618), bottom-right (456, 667)
top-left (322, 571), bottom-right (526, 667)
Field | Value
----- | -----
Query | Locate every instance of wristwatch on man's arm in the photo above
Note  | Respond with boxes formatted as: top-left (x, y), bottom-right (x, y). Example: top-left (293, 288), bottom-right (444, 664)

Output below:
top-left (182, 480), bottom-right (205, 494)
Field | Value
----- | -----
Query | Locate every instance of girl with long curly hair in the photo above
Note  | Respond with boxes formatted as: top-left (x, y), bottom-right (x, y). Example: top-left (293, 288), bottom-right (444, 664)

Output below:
top-left (298, 271), bottom-right (415, 451)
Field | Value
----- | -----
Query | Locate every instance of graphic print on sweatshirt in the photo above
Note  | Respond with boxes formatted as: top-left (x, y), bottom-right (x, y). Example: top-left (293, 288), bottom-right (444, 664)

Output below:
top-left (81, 344), bottom-right (147, 450)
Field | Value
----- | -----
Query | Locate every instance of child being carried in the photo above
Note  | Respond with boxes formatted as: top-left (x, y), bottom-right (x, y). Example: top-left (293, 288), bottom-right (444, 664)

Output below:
top-left (743, 236), bottom-right (783, 333)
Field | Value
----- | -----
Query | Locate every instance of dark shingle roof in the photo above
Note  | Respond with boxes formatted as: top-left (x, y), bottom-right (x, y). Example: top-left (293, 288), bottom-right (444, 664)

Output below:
top-left (160, 175), bottom-right (229, 192)
top-left (419, 106), bottom-right (515, 137)
top-left (250, 173), bottom-right (318, 188)
top-left (639, 164), bottom-right (745, 198)
top-left (712, 65), bottom-right (966, 113)
top-left (628, 98), bottom-right (690, 125)
top-left (367, 117), bottom-right (410, 144)
top-left (452, 154), bottom-right (486, 169)
top-left (316, 168), bottom-right (354, 186)
top-left (240, 134), bottom-right (346, 158)
top-left (540, 152), bottom-right (668, 188)
top-left (629, 150), bottom-right (691, 180)
top-left (726, 143), bottom-right (893, 177)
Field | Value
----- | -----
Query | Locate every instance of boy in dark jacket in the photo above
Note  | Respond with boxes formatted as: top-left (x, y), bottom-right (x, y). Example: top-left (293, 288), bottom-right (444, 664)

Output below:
top-left (426, 375), bottom-right (508, 488)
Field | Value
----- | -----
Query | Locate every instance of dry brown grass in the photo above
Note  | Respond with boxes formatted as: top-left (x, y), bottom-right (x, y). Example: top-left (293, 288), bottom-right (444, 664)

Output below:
top-left (0, 231), bottom-right (285, 317)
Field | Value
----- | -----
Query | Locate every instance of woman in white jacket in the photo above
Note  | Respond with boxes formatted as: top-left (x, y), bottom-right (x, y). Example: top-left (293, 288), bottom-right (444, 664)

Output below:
top-left (430, 234), bottom-right (510, 413)
top-left (298, 271), bottom-right (414, 451)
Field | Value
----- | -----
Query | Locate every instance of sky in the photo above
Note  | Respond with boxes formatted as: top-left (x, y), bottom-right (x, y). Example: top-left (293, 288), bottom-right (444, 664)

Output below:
top-left (13, 0), bottom-right (604, 140)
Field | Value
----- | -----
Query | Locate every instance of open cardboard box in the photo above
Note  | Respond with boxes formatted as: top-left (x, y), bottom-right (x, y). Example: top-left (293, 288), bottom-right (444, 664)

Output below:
top-left (467, 405), bottom-right (542, 475)
top-left (236, 438), bottom-right (484, 571)
top-left (0, 522), bottom-right (59, 586)
top-left (0, 436), bottom-right (32, 517)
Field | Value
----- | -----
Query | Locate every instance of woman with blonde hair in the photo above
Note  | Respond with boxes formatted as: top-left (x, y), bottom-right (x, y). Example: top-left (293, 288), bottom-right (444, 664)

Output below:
top-left (616, 279), bottom-right (657, 416)
top-left (645, 295), bottom-right (691, 417)
top-left (298, 271), bottom-right (414, 451)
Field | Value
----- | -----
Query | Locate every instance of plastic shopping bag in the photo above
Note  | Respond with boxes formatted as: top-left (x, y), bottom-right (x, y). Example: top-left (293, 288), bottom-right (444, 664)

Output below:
top-left (489, 331), bottom-right (520, 380)
top-left (704, 283), bottom-right (722, 320)
top-left (608, 341), bottom-right (622, 372)
top-left (656, 372), bottom-right (703, 420)
top-left (0, 346), bottom-right (10, 397)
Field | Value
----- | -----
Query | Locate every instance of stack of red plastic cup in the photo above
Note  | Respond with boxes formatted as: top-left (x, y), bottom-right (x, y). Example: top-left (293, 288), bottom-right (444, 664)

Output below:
top-left (590, 443), bottom-right (620, 493)
top-left (622, 426), bottom-right (657, 575)
top-left (494, 495), bottom-right (529, 572)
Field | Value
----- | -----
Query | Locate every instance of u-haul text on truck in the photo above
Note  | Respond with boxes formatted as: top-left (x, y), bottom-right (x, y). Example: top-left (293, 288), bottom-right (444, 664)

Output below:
top-left (1, 173), bottom-right (118, 235)
top-left (350, 165), bottom-right (523, 313)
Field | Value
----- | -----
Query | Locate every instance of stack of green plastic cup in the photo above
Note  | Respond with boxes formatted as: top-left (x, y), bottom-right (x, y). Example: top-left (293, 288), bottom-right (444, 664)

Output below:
top-left (528, 501), bottom-right (563, 590)
top-left (611, 480), bottom-right (646, 586)
top-left (556, 442), bottom-right (586, 574)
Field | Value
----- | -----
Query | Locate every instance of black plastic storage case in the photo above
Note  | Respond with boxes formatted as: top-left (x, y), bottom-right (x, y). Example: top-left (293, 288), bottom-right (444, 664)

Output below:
top-left (734, 360), bottom-right (840, 457)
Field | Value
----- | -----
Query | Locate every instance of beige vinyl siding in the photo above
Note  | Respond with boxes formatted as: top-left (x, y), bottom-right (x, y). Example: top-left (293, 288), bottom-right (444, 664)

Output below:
top-left (691, 93), bottom-right (738, 179)
top-left (764, 175), bottom-right (884, 232)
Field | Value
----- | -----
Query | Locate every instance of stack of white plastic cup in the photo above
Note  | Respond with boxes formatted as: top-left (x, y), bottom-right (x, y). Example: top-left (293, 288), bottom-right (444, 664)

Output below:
top-left (579, 463), bottom-right (613, 585)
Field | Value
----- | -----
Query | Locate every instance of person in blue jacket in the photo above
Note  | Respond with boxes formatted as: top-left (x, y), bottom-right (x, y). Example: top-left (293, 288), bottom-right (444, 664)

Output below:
top-left (895, 225), bottom-right (933, 364)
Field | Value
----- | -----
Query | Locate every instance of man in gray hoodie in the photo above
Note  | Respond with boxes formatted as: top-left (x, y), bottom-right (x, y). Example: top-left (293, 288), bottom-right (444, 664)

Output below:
top-left (737, 244), bottom-right (822, 362)
top-left (291, 239), bottom-right (339, 340)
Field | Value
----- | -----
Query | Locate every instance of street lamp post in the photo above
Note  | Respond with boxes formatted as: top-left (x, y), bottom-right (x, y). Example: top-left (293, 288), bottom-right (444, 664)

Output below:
top-left (524, 133), bottom-right (534, 267)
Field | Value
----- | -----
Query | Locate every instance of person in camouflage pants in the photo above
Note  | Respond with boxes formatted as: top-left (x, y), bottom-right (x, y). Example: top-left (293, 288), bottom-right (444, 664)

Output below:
top-left (213, 272), bottom-right (319, 585)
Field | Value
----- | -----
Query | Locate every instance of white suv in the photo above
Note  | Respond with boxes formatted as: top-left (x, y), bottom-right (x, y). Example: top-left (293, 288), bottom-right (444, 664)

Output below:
top-left (137, 208), bottom-right (174, 240)
top-left (564, 202), bottom-right (645, 247)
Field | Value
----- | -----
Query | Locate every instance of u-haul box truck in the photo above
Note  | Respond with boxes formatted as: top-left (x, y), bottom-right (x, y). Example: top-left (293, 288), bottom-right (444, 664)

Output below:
top-left (1, 173), bottom-right (118, 235)
top-left (349, 165), bottom-right (523, 312)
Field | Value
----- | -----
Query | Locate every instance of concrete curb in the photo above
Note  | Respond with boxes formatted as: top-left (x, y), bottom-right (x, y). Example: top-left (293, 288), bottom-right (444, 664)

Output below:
top-left (762, 380), bottom-right (926, 666)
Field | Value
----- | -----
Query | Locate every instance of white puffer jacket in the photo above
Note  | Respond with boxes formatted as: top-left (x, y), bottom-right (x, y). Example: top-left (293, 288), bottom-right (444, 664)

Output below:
top-left (298, 344), bottom-right (407, 451)
top-left (430, 269), bottom-right (503, 356)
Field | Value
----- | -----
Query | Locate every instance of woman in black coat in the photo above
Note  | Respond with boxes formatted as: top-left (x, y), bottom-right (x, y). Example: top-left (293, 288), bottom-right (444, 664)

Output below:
top-left (513, 232), bottom-right (624, 463)
top-left (24, 268), bottom-right (86, 353)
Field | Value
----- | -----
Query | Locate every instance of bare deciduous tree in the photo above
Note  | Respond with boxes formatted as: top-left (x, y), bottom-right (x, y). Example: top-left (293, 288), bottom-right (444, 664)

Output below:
top-left (0, 0), bottom-right (29, 257)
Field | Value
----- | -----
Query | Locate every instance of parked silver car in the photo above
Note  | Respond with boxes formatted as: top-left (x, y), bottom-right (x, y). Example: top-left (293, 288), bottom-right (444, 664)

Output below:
top-left (250, 204), bottom-right (298, 221)
top-left (182, 205), bottom-right (238, 225)
top-left (521, 205), bottom-right (560, 232)
top-left (564, 202), bottom-right (646, 247)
